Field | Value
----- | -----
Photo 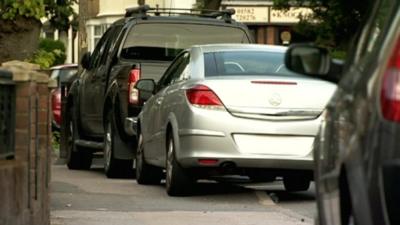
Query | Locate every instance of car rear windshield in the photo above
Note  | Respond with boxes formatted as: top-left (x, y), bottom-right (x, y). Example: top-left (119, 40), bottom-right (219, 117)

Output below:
top-left (121, 23), bottom-right (250, 61)
top-left (204, 51), bottom-right (305, 78)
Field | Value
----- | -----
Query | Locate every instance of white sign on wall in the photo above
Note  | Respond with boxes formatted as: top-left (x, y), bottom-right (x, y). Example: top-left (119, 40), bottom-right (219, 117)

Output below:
top-left (229, 7), bottom-right (269, 23)
top-left (270, 7), bottom-right (313, 23)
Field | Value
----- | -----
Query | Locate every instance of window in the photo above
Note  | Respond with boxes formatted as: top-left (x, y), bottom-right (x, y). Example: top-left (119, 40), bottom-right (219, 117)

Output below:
top-left (157, 52), bottom-right (190, 90)
top-left (0, 74), bottom-right (15, 160)
top-left (204, 51), bottom-right (305, 78)
top-left (93, 24), bottom-right (108, 47)
top-left (89, 28), bottom-right (113, 69)
top-left (121, 23), bottom-right (250, 61)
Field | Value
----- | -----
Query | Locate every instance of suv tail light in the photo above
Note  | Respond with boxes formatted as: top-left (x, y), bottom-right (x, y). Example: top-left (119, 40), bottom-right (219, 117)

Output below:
top-left (128, 67), bottom-right (141, 105)
top-left (381, 37), bottom-right (400, 122)
top-left (185, 85), bottom-right (224, 110)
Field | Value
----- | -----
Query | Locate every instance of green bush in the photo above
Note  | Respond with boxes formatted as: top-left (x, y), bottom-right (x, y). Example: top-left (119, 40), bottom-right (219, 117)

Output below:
top-left (0, 0), bottom-right (45, 20)
top-left (30, 49), bottom-right (56, 69)
top-left (30, 38), bottom-right (66, 68)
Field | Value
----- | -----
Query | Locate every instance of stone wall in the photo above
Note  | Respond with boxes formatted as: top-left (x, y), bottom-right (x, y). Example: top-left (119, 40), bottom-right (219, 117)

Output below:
top-left (0, 61), bottom-right (56, 225)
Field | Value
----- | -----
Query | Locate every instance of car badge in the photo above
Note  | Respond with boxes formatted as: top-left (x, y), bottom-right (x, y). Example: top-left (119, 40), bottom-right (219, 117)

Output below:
top-left (269, 93), bottom-right (282, 106)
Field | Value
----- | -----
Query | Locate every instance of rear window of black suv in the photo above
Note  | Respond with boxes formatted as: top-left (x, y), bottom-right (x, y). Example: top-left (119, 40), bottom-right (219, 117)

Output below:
top-left (120, 23), bottom-right (250, 61)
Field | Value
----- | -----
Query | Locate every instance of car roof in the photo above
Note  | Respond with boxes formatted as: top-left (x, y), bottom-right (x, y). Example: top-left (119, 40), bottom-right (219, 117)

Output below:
top-left (192, 44), bottom-right (288, 53)
top-left (113, 14), bottom-right (246, 28)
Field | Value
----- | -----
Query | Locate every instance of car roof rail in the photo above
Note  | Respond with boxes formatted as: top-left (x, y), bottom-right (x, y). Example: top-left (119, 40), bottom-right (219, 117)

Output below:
top-left (125, 4), bottom-right (151, 18)
top-left (125, 5), bottom-right (236, 23)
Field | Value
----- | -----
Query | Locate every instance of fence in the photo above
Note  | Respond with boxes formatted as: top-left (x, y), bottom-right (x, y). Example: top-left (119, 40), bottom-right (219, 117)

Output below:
top-left (0, 69), bottom-right (15, 160)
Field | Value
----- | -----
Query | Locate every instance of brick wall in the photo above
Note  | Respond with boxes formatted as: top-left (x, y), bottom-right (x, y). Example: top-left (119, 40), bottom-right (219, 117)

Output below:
top-left (0, 61), bottom-right (56, 225)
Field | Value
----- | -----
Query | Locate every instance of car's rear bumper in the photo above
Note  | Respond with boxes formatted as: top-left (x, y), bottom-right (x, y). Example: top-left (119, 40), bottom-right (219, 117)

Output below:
top-left (176, 131), bottom-right (314, 171)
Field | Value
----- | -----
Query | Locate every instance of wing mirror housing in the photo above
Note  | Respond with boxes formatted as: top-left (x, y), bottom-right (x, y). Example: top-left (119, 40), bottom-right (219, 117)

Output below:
top-left (134, 79), bottom-right (156, 103)
top-left (80, 52), bottom-right (91, 70)
top-left (284, 44), bottom-right (343, 83)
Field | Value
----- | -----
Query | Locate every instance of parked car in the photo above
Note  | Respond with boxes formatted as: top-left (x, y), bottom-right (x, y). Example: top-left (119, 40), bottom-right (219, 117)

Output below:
top-left (49, 64), bottom-right (78, 131)
top-left (62, 5), bottom-right (254, 178)
top-left (283, 0), bottom-right (400, 224)
top-left (134, 44), bottom-right (336, 196)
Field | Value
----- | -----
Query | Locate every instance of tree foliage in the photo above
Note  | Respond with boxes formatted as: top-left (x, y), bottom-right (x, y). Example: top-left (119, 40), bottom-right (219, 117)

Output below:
top-left (0, 0), bottom-right (45, 20)
top-left (0, 0), bottom-right (78, 31)
top-left (44, 0), bottom-right (78, 32)
top-left (273, 0), bottom-right (372, 50)
top-left (30, 38), bottom-right (66, 68)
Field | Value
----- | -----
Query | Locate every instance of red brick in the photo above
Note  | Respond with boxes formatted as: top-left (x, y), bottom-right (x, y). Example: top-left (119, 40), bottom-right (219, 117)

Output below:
top-left (15, 116), bottom-right (29, 130)
top-left (37, 85), bottom-right (48, 95)
top-left (15, 114), bottom-right (29, 129)
top-left (16, 83), bottom-right (33, 97)
top-left (15, 130), bottom-right (29, 146)
top-left (37, 124), bottom-right (48, 136)
top-left (15, 97), bottom-right (29, 113)
top-left (39, 96), bottom-right (48, 110)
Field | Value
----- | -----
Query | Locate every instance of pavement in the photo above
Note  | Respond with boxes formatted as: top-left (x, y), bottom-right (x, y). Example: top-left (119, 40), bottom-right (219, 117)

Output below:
top-left (50, 158), bottom-right (315, 225)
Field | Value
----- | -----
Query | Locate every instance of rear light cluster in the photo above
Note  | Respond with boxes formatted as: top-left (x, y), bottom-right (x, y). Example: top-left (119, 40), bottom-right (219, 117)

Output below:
top-left (185, 84), bottom-right (224, 110)
top-left (128, 67), bottom-right (141, 105)
top-left (381, 37), bottom-right (400, 122)
top-left (51, 89), bottom-right (62, 126)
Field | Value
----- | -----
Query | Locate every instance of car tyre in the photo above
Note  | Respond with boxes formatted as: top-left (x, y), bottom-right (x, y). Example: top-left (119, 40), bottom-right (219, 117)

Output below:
top-left (135, 132), bottom-right (163, 184)
top-left (165, 132), bottom-right (193, 196)
top-left (66, 106), bottom-right (93, 170)
top-left (104, 111), bottom-right (133, 178)
top-left (283, 175), bottom-right (311, 192)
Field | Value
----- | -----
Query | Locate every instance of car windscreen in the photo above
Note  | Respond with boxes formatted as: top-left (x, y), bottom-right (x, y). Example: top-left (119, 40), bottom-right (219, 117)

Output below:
top-left (50, 68), bottom-right (78, 86)
top-left (121, 23), bottom-right (250, 61)
top-left (204, 51), bottom-right (306, 78)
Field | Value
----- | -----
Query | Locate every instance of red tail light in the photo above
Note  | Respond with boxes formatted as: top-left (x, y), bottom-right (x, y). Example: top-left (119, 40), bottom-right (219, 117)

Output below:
top-left (185, 85), bottom-right (224, 109)
top-left (128, 68), bottom-right (141, 105)
top-left (198, 159), bottom-right (219, 165)
top-left (381, 37), bottom-right (400, 122)
top-left (51, 89), bottom-right (62, 126)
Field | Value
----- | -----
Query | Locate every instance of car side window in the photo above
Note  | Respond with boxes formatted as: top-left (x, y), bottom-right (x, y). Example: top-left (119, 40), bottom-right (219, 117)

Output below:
top-left (170, 52), bottom-right (190, 84)
top-left (99, 25), bottom-right (123, 65)
top-left (157, 52), bottom-right (189, 90)
top-left (89, 28), bottom-right (112, 69)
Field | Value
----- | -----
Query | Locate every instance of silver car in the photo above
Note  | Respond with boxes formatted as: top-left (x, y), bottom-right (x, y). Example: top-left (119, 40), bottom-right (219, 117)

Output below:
top-left (134, 44), bottom-right (336, 196)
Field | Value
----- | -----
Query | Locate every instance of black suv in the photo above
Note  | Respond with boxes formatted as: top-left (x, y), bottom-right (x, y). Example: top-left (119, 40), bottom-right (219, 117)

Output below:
top-left (61, 5), bottom-right (253, 178)
top-left (284, 0), bottom-right (400, 224)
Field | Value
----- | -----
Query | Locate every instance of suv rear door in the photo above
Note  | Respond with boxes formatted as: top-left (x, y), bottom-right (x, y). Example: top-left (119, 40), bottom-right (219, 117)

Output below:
top-left (80, 25), bottom-right (123, 135)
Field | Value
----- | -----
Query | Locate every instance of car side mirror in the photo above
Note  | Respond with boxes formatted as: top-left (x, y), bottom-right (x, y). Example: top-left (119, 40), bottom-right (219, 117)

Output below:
top-left (284, 44), bottom-right (343, 83)
top-left (135, 79), bottom-right (156, 102)
top-left (81, 52), bottom-right (91, 70)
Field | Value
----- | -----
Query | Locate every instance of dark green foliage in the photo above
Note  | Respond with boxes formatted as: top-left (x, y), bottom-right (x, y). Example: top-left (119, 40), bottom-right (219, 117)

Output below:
top-left (39, 38), bottom-right (66, 53)
top-left (0, 0), bottom-right (77, 32)
top-left (0, 0), bottom-right (45, 20)
top-left (44, 0), bottom-right (78, 32)
top-left (30, 38), bottom-right (66, 68)
top-left (273, 0), bottom-right (373, 52)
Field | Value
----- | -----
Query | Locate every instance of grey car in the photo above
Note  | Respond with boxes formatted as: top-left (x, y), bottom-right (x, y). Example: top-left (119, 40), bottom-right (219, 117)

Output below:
top-left (134, 44), bottom-right (336, 196)
top-left (284, 0), bottom-right (400, 224)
